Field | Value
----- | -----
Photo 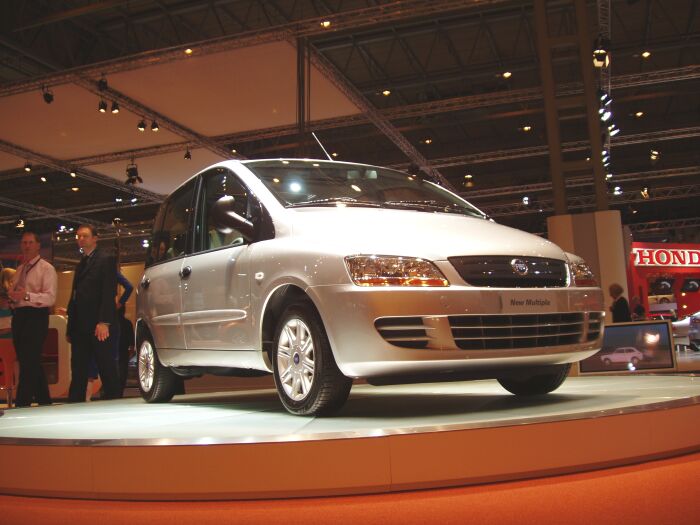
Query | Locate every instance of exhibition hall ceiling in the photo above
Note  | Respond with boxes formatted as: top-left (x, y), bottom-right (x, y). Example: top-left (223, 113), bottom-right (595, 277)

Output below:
top-left (0, 0), bottom-right (698, 252)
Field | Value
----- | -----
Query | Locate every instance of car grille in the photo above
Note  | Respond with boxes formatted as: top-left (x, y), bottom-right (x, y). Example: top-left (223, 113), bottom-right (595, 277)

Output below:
top-left (448, 313), bottom-right (584, 350)
top-left (374, 316), bottom-right (430, 349)
top-left (448, 256), bottom-right (568, 288)
top-left (587, 312), bottom-right (602, 341)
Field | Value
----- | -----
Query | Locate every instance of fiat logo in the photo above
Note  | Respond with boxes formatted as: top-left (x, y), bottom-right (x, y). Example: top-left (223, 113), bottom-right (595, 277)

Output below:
top-left (511, 259), bottom-right (529, 276)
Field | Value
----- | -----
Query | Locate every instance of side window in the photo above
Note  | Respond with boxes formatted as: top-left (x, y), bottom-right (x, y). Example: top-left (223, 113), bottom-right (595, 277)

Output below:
top-left (150, 181), bottom-right (196, 264)
top-left (146, 203), bottom-right (167, 267)
top-left (196, 168), bottom-right (251, 252)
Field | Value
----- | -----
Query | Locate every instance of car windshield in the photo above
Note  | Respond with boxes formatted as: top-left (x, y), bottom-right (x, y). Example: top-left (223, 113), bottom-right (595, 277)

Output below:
top-left (244, 160), bottom-right (486, 219)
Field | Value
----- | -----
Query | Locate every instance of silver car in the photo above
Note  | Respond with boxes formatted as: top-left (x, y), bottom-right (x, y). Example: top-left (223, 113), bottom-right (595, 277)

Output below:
top-left (136, 159), bottom-right (604, 416)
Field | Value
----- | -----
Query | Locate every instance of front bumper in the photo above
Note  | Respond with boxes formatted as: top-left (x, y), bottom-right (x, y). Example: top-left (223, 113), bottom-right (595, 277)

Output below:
top-left (308, 284), bottom-right (605, 378)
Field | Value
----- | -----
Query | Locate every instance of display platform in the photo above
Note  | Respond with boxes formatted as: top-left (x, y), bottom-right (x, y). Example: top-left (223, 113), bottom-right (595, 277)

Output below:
top-left (0, 375), bottom-right (698, 501)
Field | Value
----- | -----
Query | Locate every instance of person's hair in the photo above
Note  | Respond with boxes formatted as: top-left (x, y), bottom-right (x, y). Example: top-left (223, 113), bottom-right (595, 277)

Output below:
top-left (21, 231), bottom-right (41, 243)
top-left (77, 224), bottom-right (98, 237)
top-left (1, 267), bottom-right (16, 293)
top-left (609, 283), bottom-right (624, 298)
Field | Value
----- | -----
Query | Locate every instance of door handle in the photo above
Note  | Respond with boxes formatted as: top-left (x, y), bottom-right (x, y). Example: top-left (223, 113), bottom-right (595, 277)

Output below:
top-left (140, 277), bottom-right (150, 289)
top-left (179, 266), bottom-right (192, 279)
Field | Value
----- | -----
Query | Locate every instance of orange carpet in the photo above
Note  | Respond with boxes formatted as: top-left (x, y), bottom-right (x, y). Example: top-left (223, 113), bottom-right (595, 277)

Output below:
top-left (1, 452), bottom-right (699, 525)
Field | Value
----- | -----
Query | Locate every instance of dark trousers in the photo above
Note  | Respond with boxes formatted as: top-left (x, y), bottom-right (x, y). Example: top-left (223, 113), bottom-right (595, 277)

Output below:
top-left (68, 329), bottom-right (122, 402)
top-left (11, 307), bottom-right (52, 407)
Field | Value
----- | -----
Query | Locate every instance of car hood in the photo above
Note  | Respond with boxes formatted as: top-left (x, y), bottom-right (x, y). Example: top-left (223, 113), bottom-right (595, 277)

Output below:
top-left (287, 207), bottom-right (566, 260)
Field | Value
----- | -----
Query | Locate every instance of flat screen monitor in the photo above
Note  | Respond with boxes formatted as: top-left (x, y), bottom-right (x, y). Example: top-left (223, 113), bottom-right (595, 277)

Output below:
top-left (578, 320), bottom-right (677, 374)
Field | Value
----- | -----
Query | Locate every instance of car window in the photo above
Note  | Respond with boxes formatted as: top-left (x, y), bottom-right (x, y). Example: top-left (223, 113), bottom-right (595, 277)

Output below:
top-left (195, 168), bottom-right (252, 252)
top-left (148, 179), bottom-right (196, 265)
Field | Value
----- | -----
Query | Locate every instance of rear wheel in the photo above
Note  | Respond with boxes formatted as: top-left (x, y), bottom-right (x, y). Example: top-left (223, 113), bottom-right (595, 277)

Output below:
top-left (137, 334), bottom-right (182, 403)
top-left (498, 364), bottom-right (571, 396)
top-left (272, 300), bottom-right (352, 416)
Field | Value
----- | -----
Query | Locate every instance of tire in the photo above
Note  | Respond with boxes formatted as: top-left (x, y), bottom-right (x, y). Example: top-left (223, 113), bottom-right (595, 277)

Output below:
top-left (498, 363), bottom-right (571, 396)
top-left (603, 358), bottom-right (612, 366)
top-left (137, 333), bottom-right (182, 403)
top-left (272, 300), bottom-right (352, 416)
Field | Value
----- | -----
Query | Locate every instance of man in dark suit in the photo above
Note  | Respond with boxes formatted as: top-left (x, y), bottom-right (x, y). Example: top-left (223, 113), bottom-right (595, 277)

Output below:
top-left (66, 224), bottom-right (121, 402)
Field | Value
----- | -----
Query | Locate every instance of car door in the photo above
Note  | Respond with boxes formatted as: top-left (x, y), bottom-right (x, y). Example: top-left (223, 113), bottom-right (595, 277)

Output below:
top-left (181, 167), bottom-right (253, 352)
top-left (140, 179), bottom-right (196, 351)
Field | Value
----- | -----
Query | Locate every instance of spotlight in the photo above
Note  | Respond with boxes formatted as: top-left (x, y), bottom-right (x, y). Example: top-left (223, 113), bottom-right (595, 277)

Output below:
top-left (70, 170), bottom-right (77, 177)
top-left (16, 218), bottom-right (25, 230)
top-left (382, 89), bottom-right (391, 96)
top-left (151, 120), bottom-right (159, 132)
top-left (502, 71), bottom-right (512, 79)
top-left (641, 50), bottom-right (651, 59)
top-left (125, 162), bottom-right (143, 185)
top-left (422, 138), bottom-right (433, 145)
top-left (640, 187), bottom-right (650, 199)
top-left (131, 197), bottom-right (138, 203)
top-left (97, 77), bottom-right (108, 91)
top-left (522, 196), bottom-right (530, 206)
top-left (41, 86), bottom-right (54, 104)
top-left (231, 148), bottom-right (237, 153)
top-left (40, 176), bottom-right (47, 182)
top-left (137, 119), bottom-right (146, 132)
top-left (606, 173), bottom-right (613, 180)
top-left (608, 124), bottom-right (620, 137)
top-left (599, 109), bottom-right (612, 122)
top-left (24, 162), bottom-right (32, 172)
top-left (184, 48), bottom-right (193, 55)
top-left (613, 186), bottom-right (623, 196)
top-left (650, 149), bottom-right (660, 162)
top-left (592, 35), bottom-right (610, 68)
top-left (111, 101), bottom-right (120, 114)
top-left (635, 111), bottom-right (644, 118)
top-left (597, 89), bottom-right (612, 106)
top-left (71, 187), bottom-right (79, 192)
top-left (98, 99), bottom-right (107, 113)
top-left (320, 20), bottom-right (331, 28)
top-left (464, 174), bottom-right (474, 188)
top-left (184, 148), bottom-right (191, 160)
top-left (522, 125), bottom-right (532, 132)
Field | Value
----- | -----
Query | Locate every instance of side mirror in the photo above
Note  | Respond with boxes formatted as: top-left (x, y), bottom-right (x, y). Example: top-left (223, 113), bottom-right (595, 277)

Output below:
top-left (210, 195), bottom-right (255, 242)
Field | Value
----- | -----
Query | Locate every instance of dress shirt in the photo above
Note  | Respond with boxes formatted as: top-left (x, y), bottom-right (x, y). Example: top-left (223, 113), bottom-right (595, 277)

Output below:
top-left (12, 255), bottom-right (58, 308)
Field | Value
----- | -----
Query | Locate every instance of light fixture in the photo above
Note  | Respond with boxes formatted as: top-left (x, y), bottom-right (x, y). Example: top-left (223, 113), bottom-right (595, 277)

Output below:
top-left (522, 125), bottom-right (532, 132)
top-left (592, 35), bottom-right (610, 68)
top-left (184, 147), bottom-right (191, 160)
top-left (640, 187), bottom-right (650, 199)
top-left (641, 50), bottom-right (651, 59)
top-left (382, 89), bottom-right (391, 96)
top-left (608, 123), bottom-right (620, 137)
top-left (606, 173), bottom-right (613, 180)
top-left (331, 152), bottom-right (338, 158)
top-left (111, 101), bottom-right (120, 114)
top-left (126, 161), bottom-right (142, 185)
top-left (184, 48), bottom-right (193, 55)
top-left (70, 170), bottom-right (77, 177)
top-left (115, 197), bottom-right (123, 203)
top-left (635, 111), bottom-right (644, 118)
top-left (16, 218), bottom-right (25, 229)
top-left (24, 162), bottom-right (32, 172)
top-left (71, 187), bottom-right (79, 192)
top-left (131, 197), bottom-right (138, 203)
top-left (231, 148), bottom-right (237, 153)
top-left (650, 149), bottom-right (660, 162)
top-left (98, 99), bottom-right (107, 113)
top-left (151, 120), bottom-right (159, 132)
top-left (598, 89), bottom-right (612, 106)
top-left (522, 196), bottom-right (530, 206)
top-left (137, 119), bottom-right (146, 131)
top-left (40, 176), bottom-right (47, 182)
top-left (320, 20), bottom-right (331, 28)
top-left (422, 138), bottom-right (433, 145)
top-left (599, 108), bottom-right (612, 122)
top-left (464, 174), bottom-right (474, 188)
top-left (502, 71), bottom-right (512, 79)
top-left (613, 185), bottom-right (623, 196)
top-left (41, 85), bottom-right (54, 104)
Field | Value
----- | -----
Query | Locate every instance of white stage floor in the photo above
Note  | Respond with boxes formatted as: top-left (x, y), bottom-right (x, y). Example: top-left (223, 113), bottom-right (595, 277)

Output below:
top-left (1, 375), bottom-right (698, 444)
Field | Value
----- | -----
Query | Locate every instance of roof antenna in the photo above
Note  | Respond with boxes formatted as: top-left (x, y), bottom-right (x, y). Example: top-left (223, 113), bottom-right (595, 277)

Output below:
top-left (311, 131), bottom-right (333, 161)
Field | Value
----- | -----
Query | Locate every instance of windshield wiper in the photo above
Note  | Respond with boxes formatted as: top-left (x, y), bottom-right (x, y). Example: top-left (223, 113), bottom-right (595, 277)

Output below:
top-left (287, 197), bottom-right (382, 208)
top-left (383, 200), bottom-right (485, 218)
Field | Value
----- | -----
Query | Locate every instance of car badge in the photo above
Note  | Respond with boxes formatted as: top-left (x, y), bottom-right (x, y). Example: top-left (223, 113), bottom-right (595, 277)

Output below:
top-left (511, 259), bottom-right (529, 276)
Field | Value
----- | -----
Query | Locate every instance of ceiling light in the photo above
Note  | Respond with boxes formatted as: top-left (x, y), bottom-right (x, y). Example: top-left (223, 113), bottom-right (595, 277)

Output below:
top-left (16, 218), bottom-right (25, 229)
top-left (382, 89), bottom-right (391, 96)
top-left (184, 148), bottom-right (191, 160)
top-left (502, 71), bottom-right (512, 79)
top-left (137, 119), bottom-right (146, 131)
top-left (71, 187), bottom-right (79, 192)
top-left (606, 173), bottom-right (613, 180)
top-left (641, 50), bottom-right (651, 59)
top-left (599, 109), bottom-right (612, 122)
top-left (640, 187), bottom-right (650, 199)
top-left (331, 152), bottom-right (338, 157)
top-left (126, 162), bottom-right (142, 185)
top-left (41, 85), bottom-right (54, 104)
top-left (613, 185), bottom-right (622, 196)
top-left (115, 197), bottom-right (123, 203)
top-left (592, 35), bottom-right (610, 68)
top-left (151, 120), bottom-right (159, 132)
top-left (24, 162), bottom-right (32, 172)
top-left (231, 148), bottom-right (237, 153)
top-left (522, 125), bottom-right (532, 132)
top-left (522, 196), bottom-right (530, 206)
top-left (70, 171), bottom-right (77, 177)
top-left (184, 48), bottom-right (193, 55)
top-left (98, 99), bottom-right (107, 113)
top-left (131, 197), bottom-right (138, 203)
top-left (111, 101), bottom-right (120, 114)
top-left (464, 174), bottom-right (474, 188)
top-left (423, 138), bottom-right (432, 144)
top-left (320, 20), bottom-right (331, 28)
top-left (40, 176), bottom-right (47, 182)
top-left (598, 89), bottom-right (612, 106)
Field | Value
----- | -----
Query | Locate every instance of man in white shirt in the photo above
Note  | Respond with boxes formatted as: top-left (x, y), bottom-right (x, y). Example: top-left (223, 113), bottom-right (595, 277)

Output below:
top-left (8, 231), bottom-right (57, 407)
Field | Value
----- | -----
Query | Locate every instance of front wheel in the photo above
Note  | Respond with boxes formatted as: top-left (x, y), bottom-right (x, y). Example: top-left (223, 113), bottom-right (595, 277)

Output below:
top-left (272, 300), bottom-right (352, 416)
top-left (137, 334), bottom-right (182, 403)
top-left (498, 363), bottom-right (571, 396)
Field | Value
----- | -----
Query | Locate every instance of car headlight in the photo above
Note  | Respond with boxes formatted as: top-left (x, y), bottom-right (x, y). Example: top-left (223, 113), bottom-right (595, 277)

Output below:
top-left (345, 255), bottom-right (449, 287)
top-left (569, 260), bottom-right (598, 287)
